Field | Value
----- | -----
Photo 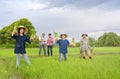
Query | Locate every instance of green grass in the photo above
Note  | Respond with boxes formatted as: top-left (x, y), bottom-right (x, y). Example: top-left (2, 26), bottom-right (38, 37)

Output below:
top-left (0, 47), bottom-right (120, 79)
top-left (93, 47), bottom-right (120, 53)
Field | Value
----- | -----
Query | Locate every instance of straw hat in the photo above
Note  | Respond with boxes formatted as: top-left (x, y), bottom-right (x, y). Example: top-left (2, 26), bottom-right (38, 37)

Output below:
top-left (17, 25), bottom-right (28, 34)
top-left (60, 33), bottom-right (67, 38)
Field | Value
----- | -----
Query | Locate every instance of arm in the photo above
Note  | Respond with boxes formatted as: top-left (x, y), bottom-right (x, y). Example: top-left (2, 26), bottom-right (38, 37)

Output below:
top-left (80, 40), bottom-right (83, 49)
top-left (56, 39), bottom-right (59, 44)
top-left (39, 37), bottom-right (46, 42)
top-left (11, 32), bottom-right (17, 39)
top-left (68, 40), bottom-right (70, 46)
top-left (51, 37), bottom-right (54, 43)
top-left (87, 40), bottom-right (91, 49)
top-left (26, 36), bottom-right (31, 44)
top-left (80, 40), bottom-right (82, 46)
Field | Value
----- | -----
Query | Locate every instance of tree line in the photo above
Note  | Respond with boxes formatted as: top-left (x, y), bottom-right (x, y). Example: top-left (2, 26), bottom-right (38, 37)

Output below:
top-left (76, 32), bottom-right (120, 47)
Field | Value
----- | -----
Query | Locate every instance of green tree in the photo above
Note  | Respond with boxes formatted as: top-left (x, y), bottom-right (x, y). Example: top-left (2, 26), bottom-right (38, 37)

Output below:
top-left (0, 18), bottom-right (38, 48)
top-left (89, 37), bottom-right (96, 47)
top-left (97, 32), bottom-right (120, 47)
top-left (76, 42), bottom-right (80, 47)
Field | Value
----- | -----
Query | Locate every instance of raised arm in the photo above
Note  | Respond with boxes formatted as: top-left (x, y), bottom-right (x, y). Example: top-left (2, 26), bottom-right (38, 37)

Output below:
top-left (11, 32), bottom-right (17, 39)
top-left (87, 40), bottom-right (91, 49)
top-left (26, 36), bottom-right (31, 44)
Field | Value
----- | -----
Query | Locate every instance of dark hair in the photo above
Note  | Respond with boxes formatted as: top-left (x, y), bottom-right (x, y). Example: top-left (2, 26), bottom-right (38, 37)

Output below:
top-left (82, 34), bottom-right (88, 37)
top-left (18, 28), bottom-right (25, 34)
top-left (48, 33), bottom-right (51, 36)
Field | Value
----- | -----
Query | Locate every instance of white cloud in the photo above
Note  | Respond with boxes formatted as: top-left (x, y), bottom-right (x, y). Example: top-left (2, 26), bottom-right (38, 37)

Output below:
top-left (47, 5), bottom-right (120, 32)
top-left (0, 0), bottom-right (120, 40)
top-left (26, 2), bottom-right (49, 10)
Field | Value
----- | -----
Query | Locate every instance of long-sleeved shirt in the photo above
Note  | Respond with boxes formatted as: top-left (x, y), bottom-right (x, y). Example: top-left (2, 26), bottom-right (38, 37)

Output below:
top-left (11, 34), bottom-right (31, 54)
top-left (57, 39), bottom-right (69, 53)
top-left (47, 37), bottom-right (54, 46)
top-left (80, 38), bottom-right (90, 52)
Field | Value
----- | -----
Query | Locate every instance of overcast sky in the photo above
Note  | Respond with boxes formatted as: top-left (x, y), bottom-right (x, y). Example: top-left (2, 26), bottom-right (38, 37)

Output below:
top-left (0, 0), bottom-right (120, 41)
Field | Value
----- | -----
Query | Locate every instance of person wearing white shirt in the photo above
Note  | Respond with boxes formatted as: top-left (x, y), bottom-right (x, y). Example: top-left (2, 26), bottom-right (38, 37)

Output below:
top-left (38, 33), bottom-right (46, 56)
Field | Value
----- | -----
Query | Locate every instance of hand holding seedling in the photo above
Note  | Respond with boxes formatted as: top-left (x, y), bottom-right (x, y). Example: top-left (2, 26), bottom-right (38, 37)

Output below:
top-left (12, 26), bottom-right (17, 35)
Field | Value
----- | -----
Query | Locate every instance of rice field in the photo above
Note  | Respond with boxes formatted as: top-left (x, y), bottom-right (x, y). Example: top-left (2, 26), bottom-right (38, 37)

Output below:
top-left (0, 47), bottom-right (120, 79)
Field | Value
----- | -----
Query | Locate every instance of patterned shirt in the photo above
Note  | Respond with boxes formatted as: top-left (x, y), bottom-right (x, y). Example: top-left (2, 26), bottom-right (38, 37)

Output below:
top-left (47, 37), bottom-right (54, 46)
top-left (80, 38), bottom-right (90, 51)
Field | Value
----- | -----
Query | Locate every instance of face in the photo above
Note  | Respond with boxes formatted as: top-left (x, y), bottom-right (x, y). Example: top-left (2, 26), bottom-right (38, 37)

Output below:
top-left (19, 28), bottom-right (25, 34)
top-left (49, 35), bottom-right (51, 37)
top-left (61, 35), bottom-right (66, 39)
top-left (83, 35), bottom-right (87, 39)
top-left (42, 33), bottom-right (45, 37)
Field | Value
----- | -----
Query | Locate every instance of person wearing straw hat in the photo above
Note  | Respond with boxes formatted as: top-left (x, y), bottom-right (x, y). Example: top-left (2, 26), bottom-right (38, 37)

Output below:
top-left (80, 34), bottom-right (92, 59)
top-left (11, 25), bottom-right (31, 68)
top-left (56, 33), bottom-right (69, 61)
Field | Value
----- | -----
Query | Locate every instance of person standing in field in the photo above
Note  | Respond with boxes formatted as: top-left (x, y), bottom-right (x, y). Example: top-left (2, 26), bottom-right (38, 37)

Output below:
top-left (11, 26), bottom-right (31, 68)
top-left (56, 33), bottom-right (69, 61)
top-left (38, 33), bottom-right (46, 56)
top-left (47, 33), bottom-right (54, 56)
top-left (80, 34), bottom-right (92, 59)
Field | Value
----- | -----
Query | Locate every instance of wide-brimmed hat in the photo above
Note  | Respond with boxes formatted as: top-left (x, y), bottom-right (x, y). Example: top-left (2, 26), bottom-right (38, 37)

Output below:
top-left (82, 34), bottom-right (88, 37)
top-left (17, 25), bottom-right (28, 34)
top-left (60, 33), bottom-right (67, 38)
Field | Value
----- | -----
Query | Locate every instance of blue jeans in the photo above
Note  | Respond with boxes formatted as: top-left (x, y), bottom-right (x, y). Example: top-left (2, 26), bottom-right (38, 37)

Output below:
top-left (59, 53), bottom-right (67, 61)
top-left (39, 45), bottom-right (46, 56)
top-left (16, 54), bottom-right (30, 68)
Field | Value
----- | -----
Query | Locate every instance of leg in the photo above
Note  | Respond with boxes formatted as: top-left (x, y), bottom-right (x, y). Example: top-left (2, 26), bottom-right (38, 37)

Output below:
top-left (87, 50), bottom-right (92, 59)
top-left (47, 46), bottom-right (50, 56)
top-left (43, 45), bottom-right (46, 56)
top-left (59, 53), bottom-right (63, 61)
top-left (82, 51), bottom-right (86, 59)
top-left (23, 54), bottom-right (31, 65)
top-left (50, 46), bottom-right (53, 56)
top-left (63, 53), bottom-right (67, 61)
top-left (16, 54), bottom-right (20, 68)
top-left (80, 50), bottom-right (82, 58)
top-left (39, 45), bottom-right (42, 56)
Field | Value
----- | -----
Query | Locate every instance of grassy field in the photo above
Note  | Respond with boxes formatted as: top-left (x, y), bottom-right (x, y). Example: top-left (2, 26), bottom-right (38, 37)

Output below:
top-left (0, 47), bottom-right (120, 79)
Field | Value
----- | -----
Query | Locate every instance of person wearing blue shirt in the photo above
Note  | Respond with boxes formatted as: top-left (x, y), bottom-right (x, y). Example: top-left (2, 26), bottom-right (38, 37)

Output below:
top-left (11, 26), bottom-right (31, 68)
top-left (56, 33), bottom-right (69, 61)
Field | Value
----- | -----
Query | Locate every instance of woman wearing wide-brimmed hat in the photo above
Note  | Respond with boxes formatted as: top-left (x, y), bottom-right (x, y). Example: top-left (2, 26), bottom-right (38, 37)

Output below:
top-left (11, 25), bottom-right (31, 68)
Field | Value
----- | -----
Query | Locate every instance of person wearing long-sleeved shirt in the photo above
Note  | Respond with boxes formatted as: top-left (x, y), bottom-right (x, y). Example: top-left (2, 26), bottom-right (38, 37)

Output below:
top-left (56, 33), bottom-right (69, 61)
top-left (47, 33), bottom-right (54, 56)
top-left (11, 26), bottom-right (31, 68)
top-left (80, 34), bottom-right (92, 59)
